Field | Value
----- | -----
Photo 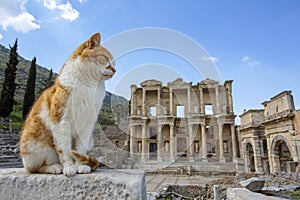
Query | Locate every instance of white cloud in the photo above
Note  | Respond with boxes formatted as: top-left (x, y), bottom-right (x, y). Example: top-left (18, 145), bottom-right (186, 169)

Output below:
top-left (58, 2), bottom-right (79, 21)
top-left (199, 56), bottom-right (218, 63)
top-left (78, 0), bottom-right (87, 4)
top-left (241, 56), bottom-right (250, 63)
top-left (44, 0), bottom-right (57, 9)
top-left (0, 33), bottom-right (2, 40)
top-left (241, 55), bottom-right (259, 66)
top-left (0, 0), bottom-right (40, 33)
top-left (42, 0), bottom-right (79, 21)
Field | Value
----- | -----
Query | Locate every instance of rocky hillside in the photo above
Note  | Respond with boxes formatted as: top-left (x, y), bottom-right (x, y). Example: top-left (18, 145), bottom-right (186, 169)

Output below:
top-left (0, 44), bottom-right (56, 103)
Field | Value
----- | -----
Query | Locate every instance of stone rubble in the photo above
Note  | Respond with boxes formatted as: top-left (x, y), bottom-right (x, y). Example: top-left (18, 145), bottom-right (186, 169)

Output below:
top-left (238, 177), bottom-right (265, 192)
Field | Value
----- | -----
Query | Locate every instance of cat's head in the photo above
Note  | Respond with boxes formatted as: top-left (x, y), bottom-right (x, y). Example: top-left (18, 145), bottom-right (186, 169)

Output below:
top-left (70, 32), bottom-right (116, 80)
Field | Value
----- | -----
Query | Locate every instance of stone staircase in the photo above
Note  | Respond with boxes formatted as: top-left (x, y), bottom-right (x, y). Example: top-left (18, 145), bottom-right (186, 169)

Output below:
top-left (0, 133), bottom-right (23, 168)
top-left (0, 155), bottom-right (23, 168)
top-left (134, 157), bottom-right (237, 176)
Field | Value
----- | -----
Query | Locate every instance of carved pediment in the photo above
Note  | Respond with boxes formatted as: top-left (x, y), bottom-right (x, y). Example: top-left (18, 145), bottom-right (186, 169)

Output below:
top-left (167, 78), bottom-right (191, 89)
top-left (140, 79), bottom-right (162, 87)
top-left (198, 78), bottom-right (219, 88)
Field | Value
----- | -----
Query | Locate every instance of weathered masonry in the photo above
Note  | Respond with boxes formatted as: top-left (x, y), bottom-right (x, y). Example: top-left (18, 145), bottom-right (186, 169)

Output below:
top-left (238, 91), bottom-right (300, 173)
top-left (129, 78), bottom-right (239, 164)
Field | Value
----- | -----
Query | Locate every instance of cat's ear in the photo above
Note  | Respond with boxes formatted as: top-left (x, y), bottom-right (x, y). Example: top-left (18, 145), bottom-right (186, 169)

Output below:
top-left (88, 33), bottom-right (101, 49)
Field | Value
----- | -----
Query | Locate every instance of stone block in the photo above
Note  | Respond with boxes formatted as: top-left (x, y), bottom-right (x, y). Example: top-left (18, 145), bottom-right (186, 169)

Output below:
top-left (239, 177), bottom-right (265, 192)
top-left (227, 188), bottom-right (282, 200)
top-left (0, 168), bottom-right (146, 200)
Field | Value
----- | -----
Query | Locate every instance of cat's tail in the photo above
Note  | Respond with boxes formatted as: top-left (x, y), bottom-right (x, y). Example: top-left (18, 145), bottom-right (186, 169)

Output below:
top-left (70, 150), bottom-right (99, 171)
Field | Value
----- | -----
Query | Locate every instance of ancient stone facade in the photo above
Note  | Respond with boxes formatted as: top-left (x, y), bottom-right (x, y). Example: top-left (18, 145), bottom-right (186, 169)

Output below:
top-left (129, 78), bottom-right (238, 164)
top-left (238, 91), bottom-right (300, 173)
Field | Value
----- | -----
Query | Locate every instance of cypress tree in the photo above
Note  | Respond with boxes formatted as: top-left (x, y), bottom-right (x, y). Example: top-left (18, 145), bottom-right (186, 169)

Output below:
top-left (0, 39), bottom-right (19, 118)
top-left (43, 68), bottom-right (54, 89)
top-left (38, 69), bottom-right (54, 96)
top-left (22, 57), bottom-right (37, 119)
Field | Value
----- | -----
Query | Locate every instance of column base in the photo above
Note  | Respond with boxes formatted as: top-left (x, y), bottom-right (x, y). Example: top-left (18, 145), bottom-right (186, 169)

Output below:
top-left (219, 157), bottom-right (226, 163)
top-left (189, 157), bottom-right (195, 162)
top-left (157, 157), bottom-right (163, 162)
top-left (141, 157), bottom-right (146, 163)
top-left (170, 157), bottom-right (176, 162)
top-left (201, 158), bottom-right (208, 162)
top-left (130, 152), bottom-right (134, 158)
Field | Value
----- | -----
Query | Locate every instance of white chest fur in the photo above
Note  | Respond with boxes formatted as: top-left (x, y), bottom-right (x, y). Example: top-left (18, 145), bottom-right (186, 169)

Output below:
top-left (55, 59), bottom-right (106, 150)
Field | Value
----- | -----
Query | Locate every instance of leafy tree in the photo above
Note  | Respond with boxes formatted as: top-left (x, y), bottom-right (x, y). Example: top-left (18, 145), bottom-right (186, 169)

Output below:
top-left (22, 57), bottom-right (37, 119)
top-left (0, 39), bottom-right (19, 118)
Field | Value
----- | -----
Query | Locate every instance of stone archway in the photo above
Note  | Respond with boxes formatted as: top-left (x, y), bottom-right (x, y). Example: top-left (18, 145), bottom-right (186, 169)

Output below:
top-left (271, 136), bottom-right (293, 172)
top-left (244, 141), bottom-right (256, 173)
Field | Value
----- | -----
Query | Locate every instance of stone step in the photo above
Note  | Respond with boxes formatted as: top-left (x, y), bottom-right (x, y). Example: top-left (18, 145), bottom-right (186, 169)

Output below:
top-left (0, 162), bottom-right (23, 168)
top-left (0, 155), bottom-right (20, 160)
top-left (0, 158), bottom-right (21, 163)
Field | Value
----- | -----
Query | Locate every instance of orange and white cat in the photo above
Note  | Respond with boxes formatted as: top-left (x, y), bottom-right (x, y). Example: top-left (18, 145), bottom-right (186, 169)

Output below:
top-left (20, 33), bottom-right (116, 176)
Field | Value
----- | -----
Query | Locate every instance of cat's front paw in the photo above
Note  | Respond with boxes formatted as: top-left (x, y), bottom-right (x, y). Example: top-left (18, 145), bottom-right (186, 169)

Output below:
top-left (63, 165), bottom-right (77, 176)
top-left (77, 165), bottom-right (91, 174)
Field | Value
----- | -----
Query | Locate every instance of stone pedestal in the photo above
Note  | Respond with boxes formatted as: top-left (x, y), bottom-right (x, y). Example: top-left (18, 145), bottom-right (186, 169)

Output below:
top-left (234, 158), bottom-right (245, 173)
top-left (0, 168), bottom-right (146, 200)
top-left (220, 157), bottom-right (226, 163)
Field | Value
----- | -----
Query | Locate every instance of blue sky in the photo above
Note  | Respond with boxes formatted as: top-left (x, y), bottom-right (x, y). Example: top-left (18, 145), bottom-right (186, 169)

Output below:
top-left (0, 0), bottom-right (299, 123)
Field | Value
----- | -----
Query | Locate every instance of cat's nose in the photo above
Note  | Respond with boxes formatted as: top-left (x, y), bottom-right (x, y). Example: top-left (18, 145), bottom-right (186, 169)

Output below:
top-left (107, 66), bottom-right (116, 73)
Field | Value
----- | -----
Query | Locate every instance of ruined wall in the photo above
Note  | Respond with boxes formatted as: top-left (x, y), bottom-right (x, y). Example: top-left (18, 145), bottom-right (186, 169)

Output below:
top-left (294, 110), bottom-right (300, 138)
top-left (263, 91), bottom-right (294, 117)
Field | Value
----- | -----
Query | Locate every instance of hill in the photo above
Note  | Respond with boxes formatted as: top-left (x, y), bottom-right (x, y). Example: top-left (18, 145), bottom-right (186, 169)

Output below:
top-left (0, 44), bottom-right (56, 103)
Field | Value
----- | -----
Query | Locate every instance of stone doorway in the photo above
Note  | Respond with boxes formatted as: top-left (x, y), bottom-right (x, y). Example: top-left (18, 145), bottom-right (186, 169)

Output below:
top-left (246, 143), bottom-right (255, 172)
top-left (177, 138), bottom-right (187, 157)
top-left (149, 143), bottom-right (157, 160)
top-left (273, 140), bottom-right (293, 172)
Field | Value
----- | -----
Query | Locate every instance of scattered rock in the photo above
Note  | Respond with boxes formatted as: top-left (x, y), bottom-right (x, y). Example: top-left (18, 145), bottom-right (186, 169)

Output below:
top-left (227, 188), bottom-right (282, 200)
top-left (239, 177), bottom-right (265, 192)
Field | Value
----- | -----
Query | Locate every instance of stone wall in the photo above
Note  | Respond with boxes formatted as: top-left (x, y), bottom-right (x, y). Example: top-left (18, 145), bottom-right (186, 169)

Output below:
top-left (89, 125), bottom-right (130, 169)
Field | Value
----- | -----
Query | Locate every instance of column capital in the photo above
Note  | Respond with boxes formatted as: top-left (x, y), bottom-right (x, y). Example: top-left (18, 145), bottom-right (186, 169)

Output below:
top-left (218, 122), bottom-right (224, 127)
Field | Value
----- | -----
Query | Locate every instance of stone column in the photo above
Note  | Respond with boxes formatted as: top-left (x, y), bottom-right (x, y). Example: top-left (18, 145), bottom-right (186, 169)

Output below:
top-left (215, 86), bottom-right (219, 113)
top-left (218, 123), bottom-right (226, 162)
top-left (188, 124), bottom-right (194, 162)
top-left (130, 125), bottom-right (135, 158)
top-left (266, 137), bottom-right (274, 173)
top-left (253, 139), bottom-right (263, 173)
top-left (187, 86), bottom-right (191, 114)
top-left (130, 85), bottom-right (137, 115)
top-left (231, 124), bottom-right (237, 160)
top-left (199, 86), bottom-right (204, 114)
top-left (201, 123), bottom-right (208, 162)
top-left (157, 88), bottom-right (161, 116)
top-left (169, 89), bottom-right (173, 115)
top-left (157, 124), bottom-right (163, 162)
top-left (272, 154), bottom-right (281, 173)
top-left (141, 124), bottom-right (147, 162)
top-left (142, 88), bottom-right (146, 116)
top-left (228, 86), bottom-right (233, 114)
top-left (170, 124), bottom-right (175, 162)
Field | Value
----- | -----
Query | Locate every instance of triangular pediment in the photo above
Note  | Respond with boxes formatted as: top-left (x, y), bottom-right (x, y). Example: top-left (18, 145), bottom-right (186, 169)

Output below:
top-left (167, 78), bottom-right (191, 89)
top-left (140, 79), bottom-right (162, 87)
